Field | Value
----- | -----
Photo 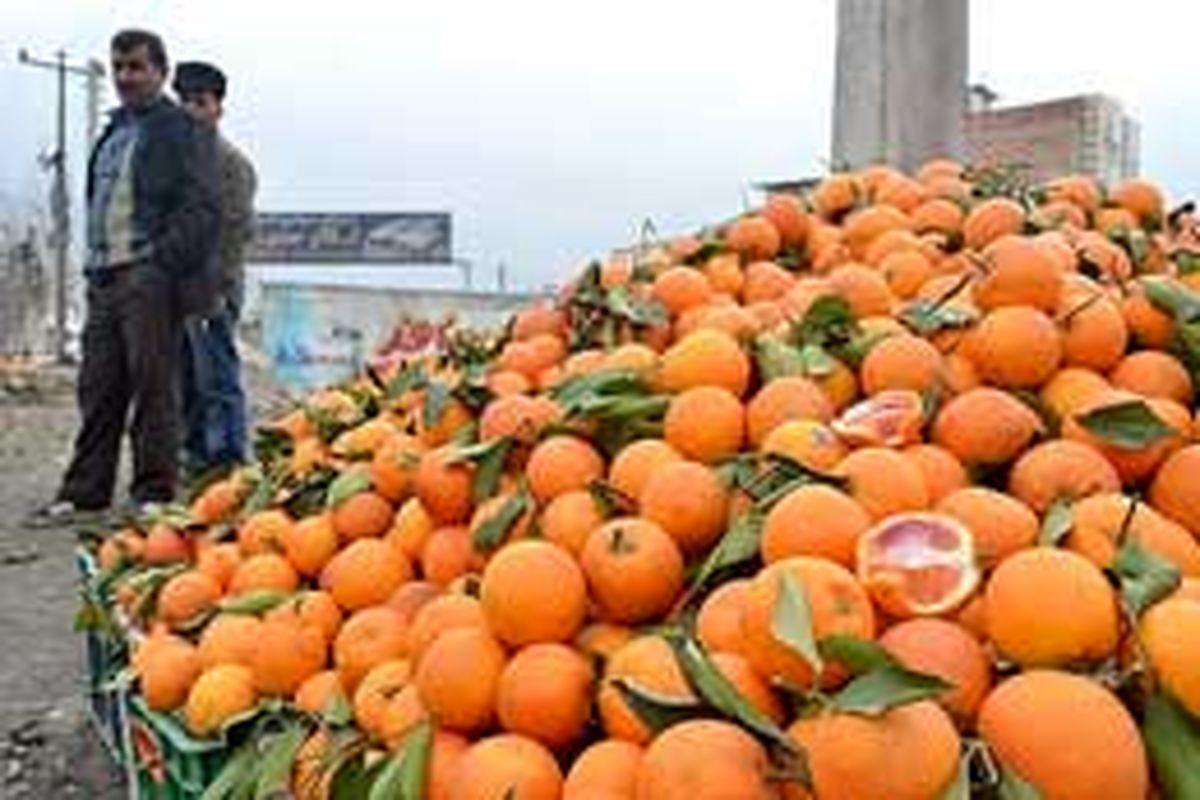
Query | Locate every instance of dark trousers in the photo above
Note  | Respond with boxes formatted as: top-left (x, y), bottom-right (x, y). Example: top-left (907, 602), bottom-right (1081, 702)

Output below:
top-left (59, 268), bottom-right (182, 508)
top-left (181, 302), bottom-right (247, 474)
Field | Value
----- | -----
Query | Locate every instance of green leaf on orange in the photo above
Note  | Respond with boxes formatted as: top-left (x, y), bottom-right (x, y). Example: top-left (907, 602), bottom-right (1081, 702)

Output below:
top-left (1074, 399), bottom-right (1175, 450)
top-left (1039, 497), bottom-right (1074, 547)
top-left (1143, 690), bottom-right (1200, 800)
top-left (1110, 535), bottom-right (1181, 616)
top-left (325, 469), bottom-right (373, 510)
top-left (772, 572), bottom-right (824, 676)
top-left (609, 678), bottom-right (708, 736)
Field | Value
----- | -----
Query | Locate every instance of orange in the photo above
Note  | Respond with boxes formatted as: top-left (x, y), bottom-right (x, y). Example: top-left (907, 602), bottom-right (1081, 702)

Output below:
top-left (652, 265), bottom-right (715, 317)
top-left (1110, 177), bottom-right (1165, 223)
top-left (184, 664), bottom-right (257, 737)
top-left (966, 305), bottom-right (1063, 389)
top-left (598, 635), bottom-right (694, 744)
top-left (763, 194), bottom-right (810, 248)
top-left (1109, 350), bottom-right (1193, 405)
top-left (415, 626), bottom-right (507, 735)
top-left (320, 538), bottom-right (412, 612)
top-left (810, 173), bottom-right (860, 219)
top-left (157, 570), bottom-right (222, 630)
top-left (636, 720), bottom-right (778, 800)
top-left (197, 614), bottom-right (262, 669)
top-left (663, 386), bottom-right (745, 463)
top-left (280, 513), bottom-right (339, 577)
top-left (406, 594), bottom-right (487, 663)
top-left (479, 394), bottom-right (561, 445)
top-left (827, 262), bottom-right (894, 317)
top-left (605, 342), bottom-right (659, 373)
top-left (760, 485), bottom-right (871, 568)
top-left (526, 435), bottom-right (606, 503)
top-left (901, 444), bottom-right (968, 504)
top-left (189, 478), bottom-right (243, 526)
top-left (228, 553), bottom-right (299, 596)
top-left (834, 447), bottom-right (929, 521)
top-left (512, 304), bottom-right (566, 341)
top-left (842, 203), bottom-right (911, 257)
top-left (761, 420), bottom-right (848, 473)
top-left (973, 235), bottom-right (1062, 313)
top-left (1058, 288), bottom-right (1129, 372)
top-left (497, 643), bottom-right (594, 749)
top-left (741, 557), bottom-right (876, 688)
top-left (481, 540), bottom-right (588, 647)
top-left (984, 548), bottom-right (1119, 668)
top-left (787, 701), bottom-right (960, 800)
top-left (293, 670), bottom-right (346, 716)
top-left (696, 579), bottom-right (751, 657)
top-left (935, 487), bottom-right (1039, 570)
top-left (1066, 493), bottom-right (1200, 576)
top-left (878, 249), bottom-right (935, 299)
top-left (1140, 598), bottom-right (1200, 716)
top-left (978, 671), bottom-right (1148, 800)
top-left (264, 590), bottom-right (343, 647)
top-left (580, 517), bottom-right (684, 625)
top-left (563, 739), bottom-right (643, 800)
top-left (425, 731), bottom-right (470, 800)
top-left (608, 439), bottom-right (682, 500)
top-left (1008, 439), bottom-right (1121, 514)
top-left (742, 260), bottom-right (796, 304)
top-left (1150, 445), bottom-right (1200, 536)
top-left (932, 387), bottom-right (1043, 466)
top-left (420, 525), bottom-right (483, 587)
top-left (962, 197), bottom-right (1025, 250)
top-left (725, 214), bottom-right (782, 261)
top-left (331, 490), bottom-right (394, 541)
top-left (352, 659), bottom-right (413, 740)
top-left (638, 460), bottom-right (728, 556)
top-left (450, 734), bottom-right (564, 800)
top-left (856, 512), bottom-right (980, 618)
top-left (414, 448), bottom-right (475, 525)
top-left (249, 617), bottom-right (327, 696)
top-left (859, 334), bottom-right (943, 395)
top-left (1120, 285), bottom-right (1175, 349)
top-left (655, 329), bottom-right (752, 397)
top-left (237, 509), bottom-right (294, 556)
top-left (703, 253), bottom-right (746, 297)
top-left (745, 377), bottom-right (833, 446)
top-left (879, 619), bottom-right (991, 725)
top-left (574, 622), bottom-right (635, 662)
top-left (333, 606), bottom-right (408, 692)
top-left (830, 389), bottom-right (925, 448)
top-left (540, 490), bottom-right (606, 557)
top-left (140, 638), bottom-right (202, 713)
top-left (1040, 367), bottom-right (1111, 419)
top-left (386, 497), bottom-right (437, 561)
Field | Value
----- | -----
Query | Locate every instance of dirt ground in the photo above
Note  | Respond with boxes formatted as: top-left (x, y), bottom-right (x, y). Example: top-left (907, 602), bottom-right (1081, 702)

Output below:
top-left (0, 354), bottom-right (289, 798)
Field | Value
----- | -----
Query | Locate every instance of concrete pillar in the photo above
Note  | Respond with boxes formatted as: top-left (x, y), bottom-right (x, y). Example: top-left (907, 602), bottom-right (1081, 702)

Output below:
top-left (832, 0), bottom-right (968, 173)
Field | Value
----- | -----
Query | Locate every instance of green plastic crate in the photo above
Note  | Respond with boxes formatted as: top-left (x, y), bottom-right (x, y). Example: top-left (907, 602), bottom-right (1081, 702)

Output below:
top-left (126, 695), bottom-right (231, 799)
top-left (77, 546), bottom-right (132, 765)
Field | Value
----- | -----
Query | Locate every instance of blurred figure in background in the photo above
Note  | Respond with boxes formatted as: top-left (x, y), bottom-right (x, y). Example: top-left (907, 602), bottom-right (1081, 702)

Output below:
top-left (173, 61), bottom-right (258, 482)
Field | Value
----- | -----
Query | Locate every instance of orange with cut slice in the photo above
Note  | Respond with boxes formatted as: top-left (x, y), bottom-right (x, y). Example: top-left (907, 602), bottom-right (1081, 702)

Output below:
top-left (855, 512), bottom-right (980, 618)
top-left (831, 389), bottom-right (925, 448)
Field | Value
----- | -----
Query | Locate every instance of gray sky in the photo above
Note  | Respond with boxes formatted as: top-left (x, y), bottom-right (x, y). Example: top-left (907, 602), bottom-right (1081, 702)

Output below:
top-left (2, 0), bottom-right (1198, 291)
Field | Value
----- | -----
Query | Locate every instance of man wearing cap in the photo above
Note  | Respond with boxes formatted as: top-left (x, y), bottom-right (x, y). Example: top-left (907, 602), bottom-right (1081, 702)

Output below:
top-left (31, 29), bottom-right (221, 524)
top-left (172, 61), bottom-right (258, 481)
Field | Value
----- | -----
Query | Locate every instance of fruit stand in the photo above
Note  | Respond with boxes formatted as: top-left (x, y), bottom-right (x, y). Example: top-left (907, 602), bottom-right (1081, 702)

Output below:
top-left (77, 161), bottom-right (1200, 799)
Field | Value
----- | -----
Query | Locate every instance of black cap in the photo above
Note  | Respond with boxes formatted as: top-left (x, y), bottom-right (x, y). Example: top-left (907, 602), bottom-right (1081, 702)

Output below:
top-left (173, 61), bottom-right (226, 100)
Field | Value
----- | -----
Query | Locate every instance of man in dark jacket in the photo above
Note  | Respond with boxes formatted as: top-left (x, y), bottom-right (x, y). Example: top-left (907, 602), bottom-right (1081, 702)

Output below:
top-left (173, 61), bottom-right (257, 480)
top-left (32, 29), bottom-right (220, 523)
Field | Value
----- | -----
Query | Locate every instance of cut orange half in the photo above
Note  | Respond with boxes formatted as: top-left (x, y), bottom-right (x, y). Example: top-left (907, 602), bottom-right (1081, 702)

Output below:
top-left (856, 512), bottom-right (981, 618)
top-left (831, 389), bottom-right (925, 448)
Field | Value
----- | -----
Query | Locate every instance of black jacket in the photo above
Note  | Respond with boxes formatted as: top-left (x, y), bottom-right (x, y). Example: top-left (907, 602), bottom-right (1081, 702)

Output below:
top-left (87, 97), bottom-right (221, 311)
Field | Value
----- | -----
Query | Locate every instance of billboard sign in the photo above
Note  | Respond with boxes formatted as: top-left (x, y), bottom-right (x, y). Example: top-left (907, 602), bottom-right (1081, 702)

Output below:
top-left (247, 212), bottom-right (452, 264)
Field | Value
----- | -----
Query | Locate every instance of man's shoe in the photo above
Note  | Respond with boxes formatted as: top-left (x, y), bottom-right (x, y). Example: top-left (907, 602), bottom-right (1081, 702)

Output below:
top-left (26, 500), bottom-right (110, 530)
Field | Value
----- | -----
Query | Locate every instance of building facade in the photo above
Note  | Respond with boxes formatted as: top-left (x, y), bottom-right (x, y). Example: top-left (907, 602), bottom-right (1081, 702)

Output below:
top-left (963, 94), bottom-right (1140, 185)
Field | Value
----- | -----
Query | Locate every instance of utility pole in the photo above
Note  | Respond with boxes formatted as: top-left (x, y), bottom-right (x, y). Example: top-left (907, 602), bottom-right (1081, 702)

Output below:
top-left (18, 48), bottom-right (106, 363)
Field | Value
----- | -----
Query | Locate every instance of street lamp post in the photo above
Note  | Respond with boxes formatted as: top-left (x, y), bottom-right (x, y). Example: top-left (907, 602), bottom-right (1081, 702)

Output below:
top-left (18, 48), bottom-right (106, 363)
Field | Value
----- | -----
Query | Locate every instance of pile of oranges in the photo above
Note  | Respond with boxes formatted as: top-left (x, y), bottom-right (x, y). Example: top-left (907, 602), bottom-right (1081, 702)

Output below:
top-left (89, 160), bottom-right (1200, 799)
